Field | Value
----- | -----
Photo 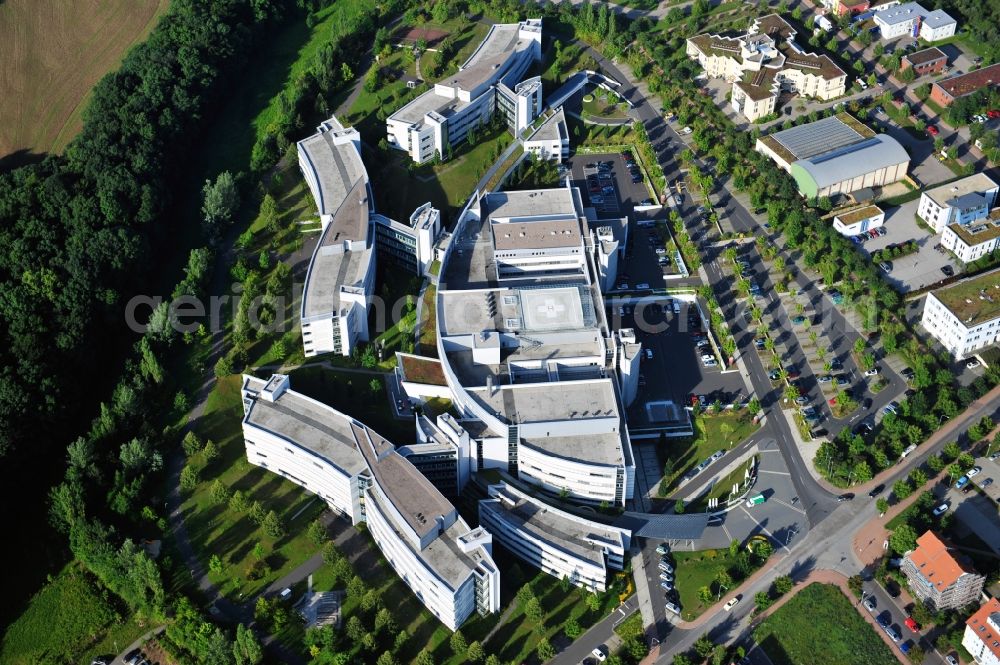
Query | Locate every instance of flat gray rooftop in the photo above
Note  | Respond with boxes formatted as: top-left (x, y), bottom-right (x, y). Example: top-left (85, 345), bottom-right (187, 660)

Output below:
top-left (244, 385), bottom-right (367, 477)
top-left (522, 430), bottom-right (625, 466)
top-left (491, 218), bottom-right (581, 251)
top-left (483, 485), bottom-right (625, 565)
top-left (440, 285), bottom-right (593, 335)
top-left (467, 378), bottom-right (618, 425)
top-left (301, 179), bottom-right (373, 319)
top-left (923, 173), bottom-right (999, 208)
top-left (298, 126), bottom-right (368, 217)
top-left (367, 487), bottom-right (483, 590)
top-left (768, 114), bottom-right (864, 161)
top-left (528, 107), bottom-right (568, 143)
top-left (486, 187), bottom-right (577, 221)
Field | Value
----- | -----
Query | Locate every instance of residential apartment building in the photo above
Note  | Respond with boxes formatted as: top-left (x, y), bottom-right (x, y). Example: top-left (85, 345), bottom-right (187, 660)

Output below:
top-left (756, 113), bottom-right (909, 198)
top-left (874, 2), bottom-right (957, 42)
top-left (478, 482), bottom-right (631, 592)
top-left (941, 210), bottom-right (1000, 263)
top-left (921, 269), bottom-right (1000, 359)
top-left (523, 107), bottom-right (570, 162)
top-left (240, 374), bottom-right (500, 630)
top-left (372, 203), bottom-right (442, 275)
top-left (832, 204), bottom-right (885, 236)
top-left (901, 47), bottom-right (947, 77)
top-left (685, 14), bottom-right (847, 122)
top-left (963, 597), bottom-right (1000, 665)
top-left (820, 0), bottom-right (869, 16)
top-left (385, 20), bottom-right (543, 164)
top-left (901, 531), bottom-right (985, 610)
top-left (917, 174), bottom-right (999, 233)
top-left (931, 63), bottom-right (1000, 107)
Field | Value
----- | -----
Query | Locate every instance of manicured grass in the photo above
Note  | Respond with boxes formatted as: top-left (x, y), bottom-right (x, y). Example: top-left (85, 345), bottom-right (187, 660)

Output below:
top-left (662, 411), bottom-right (760, 493)
top-left (672, 543), bottom-right (773, 621)
top-left (582, 90), bottom-right (630, 121)
top-left (0, 562), bottom-right (147, 665)
top-left (0, 0), bottom-right (168, 165)
top-left (418, 285), bottom-right (439, 357)
top-left (613, 610), bottom-right (644, 641)
top-left (182, 375), bottom-right (327, 601)
top-left (754, 583), bottom-right (897, 665)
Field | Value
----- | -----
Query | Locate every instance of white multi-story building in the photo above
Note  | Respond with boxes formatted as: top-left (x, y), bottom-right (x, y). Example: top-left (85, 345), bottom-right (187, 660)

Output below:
top-left (433, 184), bottom-right (636, 507)
top-left (873, 2), bottom-right (957, 42)
top-left (479, 482), bottom-right (630, 592)
top-left (523, 107), bottom-right (570, 162)
top-left (941, 210), bottom-right (1000, 263)
top-left (918, 174), bottom-right (999, 233)
top-left (920, 269), bottom-right (1000, 359)
top-left (963, 597), bottom-right (1000, 665)
top-left (488, 188), bottom-right (587, 281)
top-left (832, 204), bottom-right (885, 236)
top-left (297, 116), bottom-right (374, 358)
top-left (373, 203), bottom-right (442, 275)
top-left (686, 14), bottom-right (847, 121)
top-left (240, 374), bottom-right (500, 630)
top-left (386, 20), bottom-right (543, 164)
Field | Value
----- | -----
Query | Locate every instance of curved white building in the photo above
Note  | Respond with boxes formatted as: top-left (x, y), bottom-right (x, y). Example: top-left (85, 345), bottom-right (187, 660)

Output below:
top-left (240, 374), bottom-right (499, 630)
top-left (432, 185), bottom-right (636, 506)
top-left (479, 482), bottom-right (630, 592)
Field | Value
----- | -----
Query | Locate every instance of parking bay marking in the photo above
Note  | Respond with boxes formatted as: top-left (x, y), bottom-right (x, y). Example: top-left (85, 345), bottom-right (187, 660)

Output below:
top-left (772, 497), bottom-right (807, 516)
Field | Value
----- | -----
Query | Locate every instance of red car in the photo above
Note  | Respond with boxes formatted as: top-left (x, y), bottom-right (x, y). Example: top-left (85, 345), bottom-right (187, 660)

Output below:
top-left (988, 110), bottom-right (1000, 119)
top-left (905, 617), bottom-right (921, 632)
top-left (927, 125), bottom-right (939, 136)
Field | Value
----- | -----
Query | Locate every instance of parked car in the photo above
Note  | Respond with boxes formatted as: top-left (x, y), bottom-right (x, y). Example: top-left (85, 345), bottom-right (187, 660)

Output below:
top-left (946, 654), bottom-right (959, 665)
top-left (941, 265), bottom-right (954, 276)
top-left (794, 396), bottom-right (809, 405)
top-left (724, 596), bottom-right (742, 611)
top-left (879, 261), bottom-right (892, 273)
top-left (967, 358), bottom-right (981, 368)
top-left (666, 601), bottom-right (681, 615)
top-left (818, 375), bottom-right (833, 383)
top-left (836, 376), bottom-right (850, 387)
top-left (967, 466), bottom-right (982, 478)
top-left (791, 315), bottom-right (806, 325)
top-left (933, 502), bottom-right (950, 517)
top-left (956, 475), bottom-right (970, 490)
top-left (863, 596), bottom-right (877, 612)
top-left (905, 617), bottom-right (921, 632)
top-left (876, 611), bottom-right (891, 628)
top-left (886, 625), bottom-right (901, 642)
top-left (655, 544), bottom-right (669, 555)
top-left (927, 125), bottom-right (939, 136)
top-left (981, 478), bottom-right (994, 488)
top-left (592, 646), bottom-right (607, 662)
top-left (660, 581), bottom-right (673, 591)
top-left (864, 367), bottom-right (880, 376)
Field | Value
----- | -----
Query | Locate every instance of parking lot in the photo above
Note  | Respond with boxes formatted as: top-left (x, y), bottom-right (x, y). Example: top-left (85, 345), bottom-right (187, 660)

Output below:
top-left (567, 151), bottom-right (653, 221)
top-left (625, 220), bottom-right (684, 290)
top-left (618, 298), bottom-right (748, 421)
top-left (857, 198), bottom-right (956, 292)
top-left (874, 119), bottom-right (955, 188)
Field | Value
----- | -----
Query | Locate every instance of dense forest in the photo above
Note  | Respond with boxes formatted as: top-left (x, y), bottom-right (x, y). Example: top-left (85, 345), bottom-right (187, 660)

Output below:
top-left (0, 0), bottom-right (334, 625)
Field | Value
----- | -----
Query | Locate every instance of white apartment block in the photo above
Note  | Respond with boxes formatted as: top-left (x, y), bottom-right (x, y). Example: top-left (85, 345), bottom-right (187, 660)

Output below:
top-left (874, 2), bottom-right (957, 42)
top-left (832, 205), bottom-right (885, 236)
top-left (921, 270), bottom-right (1000, 359)
top-left (941, 211), bottom-right (1000, 263)
top-left (964, 598), bottom-right (1000, 665)
top-left (686, 14), bottom-right (846, 122)
top-left (433, 185), bottom-right (636, 507)
top-left (479, 482), bottom-right (631, 592)
top-left (918, 174), bottom-right (999, 233)
top-left (240, 374), bottom-right (500, 630)
top-left (386, 20), bottom-right (543, 164)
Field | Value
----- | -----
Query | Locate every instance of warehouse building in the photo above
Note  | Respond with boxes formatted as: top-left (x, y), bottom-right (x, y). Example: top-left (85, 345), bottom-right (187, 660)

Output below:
top-left (756, 113), bottom-right (909, 198)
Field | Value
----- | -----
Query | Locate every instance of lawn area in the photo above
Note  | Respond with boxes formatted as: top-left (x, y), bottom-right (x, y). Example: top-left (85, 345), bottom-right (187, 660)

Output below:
top-left (754, 583), bottom-right (897, 665)
top-left (286, 365), bottom-right (415, 444)
top-left (661, 411), bottom-right (760, 494)
top-left (418, 284), bottom-right (439, 357)
top-left (582, 90), bottom-right (630, 121)
top-left (672, 539), bottom-right (773, 621)
top-left (688, 455), bottom-right (758, 512)
top-left (181, 375), bottom-right (327, 602)
top-left (0, 562), bottom-right (147, 665)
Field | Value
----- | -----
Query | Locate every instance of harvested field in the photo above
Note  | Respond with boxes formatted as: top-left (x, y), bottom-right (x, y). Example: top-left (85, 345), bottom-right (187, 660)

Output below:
top-left (0, 0), bottom-right (168, 168)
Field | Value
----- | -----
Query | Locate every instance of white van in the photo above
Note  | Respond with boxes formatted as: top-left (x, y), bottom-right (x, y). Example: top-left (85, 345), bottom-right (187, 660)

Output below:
top-left (673, 301), bottom-right (681, 314)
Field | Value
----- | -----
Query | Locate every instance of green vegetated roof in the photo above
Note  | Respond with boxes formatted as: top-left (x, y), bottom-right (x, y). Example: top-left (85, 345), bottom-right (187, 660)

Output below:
top-left (932, 269), bottom-right (1000, 326)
